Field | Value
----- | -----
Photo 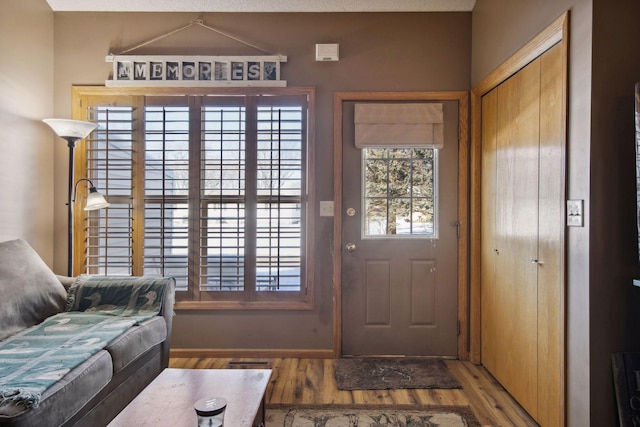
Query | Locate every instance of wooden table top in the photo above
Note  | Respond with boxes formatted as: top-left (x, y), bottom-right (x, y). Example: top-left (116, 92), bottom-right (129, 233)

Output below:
top-left (108, 368), bottom-right (272, 427)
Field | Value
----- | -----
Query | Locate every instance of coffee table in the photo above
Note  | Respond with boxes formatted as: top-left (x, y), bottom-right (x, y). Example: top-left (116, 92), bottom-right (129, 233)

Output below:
top-left (108, 368), bottom-right (271, 427)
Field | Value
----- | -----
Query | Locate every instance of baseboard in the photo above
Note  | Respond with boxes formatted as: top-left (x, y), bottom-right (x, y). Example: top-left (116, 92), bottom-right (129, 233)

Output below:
top-left (170, 348), bottom-right (336, 359)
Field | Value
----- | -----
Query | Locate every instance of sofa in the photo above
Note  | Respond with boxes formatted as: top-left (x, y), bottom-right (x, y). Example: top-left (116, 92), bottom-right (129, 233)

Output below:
top-left (0, 239), bottom-right (176, 427)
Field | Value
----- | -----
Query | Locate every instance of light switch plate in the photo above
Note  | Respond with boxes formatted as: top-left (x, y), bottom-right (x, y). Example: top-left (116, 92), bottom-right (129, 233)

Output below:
top-left (320, 201), bottom-right (334, 217)
top-left (567, 199), bottom-right (584, 227)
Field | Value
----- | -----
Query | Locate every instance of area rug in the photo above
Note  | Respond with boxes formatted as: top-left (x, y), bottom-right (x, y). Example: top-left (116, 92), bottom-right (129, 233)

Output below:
top-left (266, 404), bottom-right (480, 426)
top-left (334, 358), bottom-right (461, 390)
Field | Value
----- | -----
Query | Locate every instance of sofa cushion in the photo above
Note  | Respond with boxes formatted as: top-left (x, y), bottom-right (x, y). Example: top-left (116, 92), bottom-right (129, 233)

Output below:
top-left (0, 350), bottom-right (113, 426)
top-left (105, 316), bottom-right (167, 373)
top-left (0, 239), bottom-right (67, 341)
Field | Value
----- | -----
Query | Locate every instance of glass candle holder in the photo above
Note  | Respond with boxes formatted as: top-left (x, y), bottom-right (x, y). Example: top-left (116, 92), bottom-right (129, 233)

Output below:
top-left (194, 397), bottom-right (226, 427)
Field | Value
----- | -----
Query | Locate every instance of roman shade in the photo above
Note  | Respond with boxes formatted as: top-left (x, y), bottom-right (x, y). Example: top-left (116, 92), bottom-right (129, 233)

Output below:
top-left (354, 103), bottom-right (444, 148)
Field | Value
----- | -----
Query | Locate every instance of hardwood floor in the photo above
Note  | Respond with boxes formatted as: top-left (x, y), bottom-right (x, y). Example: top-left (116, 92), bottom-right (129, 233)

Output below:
top-left (169, 357), bottom-right (539, 426)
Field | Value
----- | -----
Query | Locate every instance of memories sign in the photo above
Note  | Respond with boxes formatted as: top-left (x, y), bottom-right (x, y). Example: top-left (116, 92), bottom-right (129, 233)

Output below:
top-left (105, 55), bottom-right (287, 87)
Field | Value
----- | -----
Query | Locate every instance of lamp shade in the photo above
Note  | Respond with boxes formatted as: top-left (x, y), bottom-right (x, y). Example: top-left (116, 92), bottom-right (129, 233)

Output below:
top-left (43, 118), bottom-right (97, 140)
top-left (84, 187), bottom-right (110, 211)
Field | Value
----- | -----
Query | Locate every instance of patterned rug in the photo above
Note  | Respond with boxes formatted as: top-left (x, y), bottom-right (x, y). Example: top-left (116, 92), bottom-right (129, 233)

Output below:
top-left (334, 358), bottom-right (461, 390)
top-left (266, 404), bottom-right (481, 426)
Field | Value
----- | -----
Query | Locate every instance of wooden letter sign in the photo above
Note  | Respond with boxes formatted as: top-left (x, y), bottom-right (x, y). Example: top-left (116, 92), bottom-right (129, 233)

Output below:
top-left (106, 55), bottom-right (287, 87)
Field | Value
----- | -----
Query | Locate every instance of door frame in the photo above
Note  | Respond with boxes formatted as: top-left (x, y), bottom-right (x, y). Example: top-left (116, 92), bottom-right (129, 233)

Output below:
top-left (333, 91), bottom-right (470, 358)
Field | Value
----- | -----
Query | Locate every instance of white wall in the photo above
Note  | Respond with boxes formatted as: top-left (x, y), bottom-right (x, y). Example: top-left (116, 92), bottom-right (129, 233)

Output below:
top-left (0, 0), bottom-right (56, 264)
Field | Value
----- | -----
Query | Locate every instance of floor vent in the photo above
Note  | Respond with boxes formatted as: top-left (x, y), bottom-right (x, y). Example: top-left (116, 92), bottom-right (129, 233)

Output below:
top-left (227, 360), bottom-right (272, 368)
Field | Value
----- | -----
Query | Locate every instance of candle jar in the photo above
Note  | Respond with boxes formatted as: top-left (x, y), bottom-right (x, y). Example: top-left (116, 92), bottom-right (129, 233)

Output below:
top-left (194, 397), bottom-right (226, 427)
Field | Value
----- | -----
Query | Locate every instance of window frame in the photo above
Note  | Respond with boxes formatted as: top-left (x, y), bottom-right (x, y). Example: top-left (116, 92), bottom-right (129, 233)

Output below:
top-left (72, 86), bottom-right (315, 311)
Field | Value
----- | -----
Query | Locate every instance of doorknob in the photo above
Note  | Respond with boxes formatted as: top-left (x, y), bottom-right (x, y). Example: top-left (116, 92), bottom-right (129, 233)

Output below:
top-left (345, 243), bottom-right (356, 252)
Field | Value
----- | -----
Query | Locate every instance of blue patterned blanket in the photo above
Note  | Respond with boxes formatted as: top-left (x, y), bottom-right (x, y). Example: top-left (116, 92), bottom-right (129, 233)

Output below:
top-left (0, 275), bottom-right (168, 410)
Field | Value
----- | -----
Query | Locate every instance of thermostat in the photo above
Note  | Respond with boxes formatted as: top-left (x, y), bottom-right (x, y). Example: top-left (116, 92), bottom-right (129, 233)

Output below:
top-left (316, 44), bottom-right (339, 61)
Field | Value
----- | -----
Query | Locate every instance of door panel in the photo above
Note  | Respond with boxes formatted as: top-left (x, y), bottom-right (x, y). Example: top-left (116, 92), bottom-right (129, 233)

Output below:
top-left (341, 100), bottom-right (459, 357)
top-left (410, 260), bottom-right (436, 325)
top-left (494, 55), bottom-right (540, 418)
top-left (364, 260), bottom-right (391, 325)
top-left (536, 42), bottom-right (564, 427)
top-left (480, 87), bottom-right (499, 374)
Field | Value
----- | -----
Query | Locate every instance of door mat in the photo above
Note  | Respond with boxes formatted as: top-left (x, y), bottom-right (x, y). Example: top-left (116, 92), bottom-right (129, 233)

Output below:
top-left (334, 358), bottom-right (461, 390)
top-left (266, 404), bottom-right (480, 427)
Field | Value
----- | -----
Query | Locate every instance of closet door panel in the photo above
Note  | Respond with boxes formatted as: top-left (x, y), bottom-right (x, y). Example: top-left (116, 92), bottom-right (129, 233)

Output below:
top-left (537, 42), bottom-right (565, 427)
top-left (495, 57), bottom-right (541, 418)
top-left (480, 88), bottom-right (499, 375)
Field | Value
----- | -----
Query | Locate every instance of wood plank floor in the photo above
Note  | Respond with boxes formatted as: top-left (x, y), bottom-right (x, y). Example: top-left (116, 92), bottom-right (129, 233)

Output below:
top-left (169, 357), bottom-right (539, 426)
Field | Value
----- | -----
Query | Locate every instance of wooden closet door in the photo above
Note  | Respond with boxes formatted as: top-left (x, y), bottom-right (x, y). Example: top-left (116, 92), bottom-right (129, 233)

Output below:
top-left (494, 55), bottom-right (541, 418)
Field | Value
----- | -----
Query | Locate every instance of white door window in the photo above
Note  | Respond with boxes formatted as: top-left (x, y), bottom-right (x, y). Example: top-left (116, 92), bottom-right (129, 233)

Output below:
top-left (363, 147), bottom-right (438, 238)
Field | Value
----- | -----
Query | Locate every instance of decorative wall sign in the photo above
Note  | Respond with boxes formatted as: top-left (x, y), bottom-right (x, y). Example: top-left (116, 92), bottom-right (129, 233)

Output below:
top-left (105, 55), bottom-right (287, 87)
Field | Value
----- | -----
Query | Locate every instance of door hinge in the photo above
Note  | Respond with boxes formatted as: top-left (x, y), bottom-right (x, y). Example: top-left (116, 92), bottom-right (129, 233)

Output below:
top-left (457, 320), bottom-right (461, 336)
top-left (451, 221), bottom-right (461, 238)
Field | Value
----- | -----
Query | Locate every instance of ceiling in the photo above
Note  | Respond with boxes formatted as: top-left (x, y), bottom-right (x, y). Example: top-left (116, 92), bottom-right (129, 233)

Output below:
top-left (45, 0), bottom-right (476, 13)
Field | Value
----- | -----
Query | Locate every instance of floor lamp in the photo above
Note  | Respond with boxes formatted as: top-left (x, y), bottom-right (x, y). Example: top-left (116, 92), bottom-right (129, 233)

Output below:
top-left (43, 118), bottom-right (108, 276)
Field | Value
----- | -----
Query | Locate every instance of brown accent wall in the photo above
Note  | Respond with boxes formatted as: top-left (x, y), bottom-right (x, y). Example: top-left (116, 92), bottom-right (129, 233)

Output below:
top-left (0, 0), bottom-right (55, 263)
top-left (51, 12), bottom-right (471, 351)
top-left (590, 1), bottom-right (640, 425)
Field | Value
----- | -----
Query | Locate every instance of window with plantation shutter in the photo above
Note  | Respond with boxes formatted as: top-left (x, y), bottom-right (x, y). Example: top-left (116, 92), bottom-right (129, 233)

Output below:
top-left (73, 87), bottom-right (314, 309)
top-left (143, 100), bottom-right (191, 291)
top-left (84, 105), bottom-right (135, 275)
top-left (200, 98), bottom-right (247, 293)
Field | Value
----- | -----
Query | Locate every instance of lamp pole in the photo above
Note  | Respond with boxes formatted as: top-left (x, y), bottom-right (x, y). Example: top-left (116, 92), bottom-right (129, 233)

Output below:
top-left (65, 138), bottom-right (77, 277)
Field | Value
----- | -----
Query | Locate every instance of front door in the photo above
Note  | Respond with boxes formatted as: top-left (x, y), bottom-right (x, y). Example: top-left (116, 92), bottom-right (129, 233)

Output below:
top-left (341, 99), bottom-right (459, 356)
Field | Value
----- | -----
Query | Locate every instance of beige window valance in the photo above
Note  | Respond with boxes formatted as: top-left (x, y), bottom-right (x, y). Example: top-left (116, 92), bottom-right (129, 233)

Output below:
top-left (354, 102), bottom-right (444, 149)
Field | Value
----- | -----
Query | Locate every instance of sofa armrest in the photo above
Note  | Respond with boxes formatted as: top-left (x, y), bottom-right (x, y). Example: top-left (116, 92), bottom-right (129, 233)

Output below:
top-left (158, 278), bottom-right (175, 368)
top-left (56, 274), bottom-right (75, 291)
